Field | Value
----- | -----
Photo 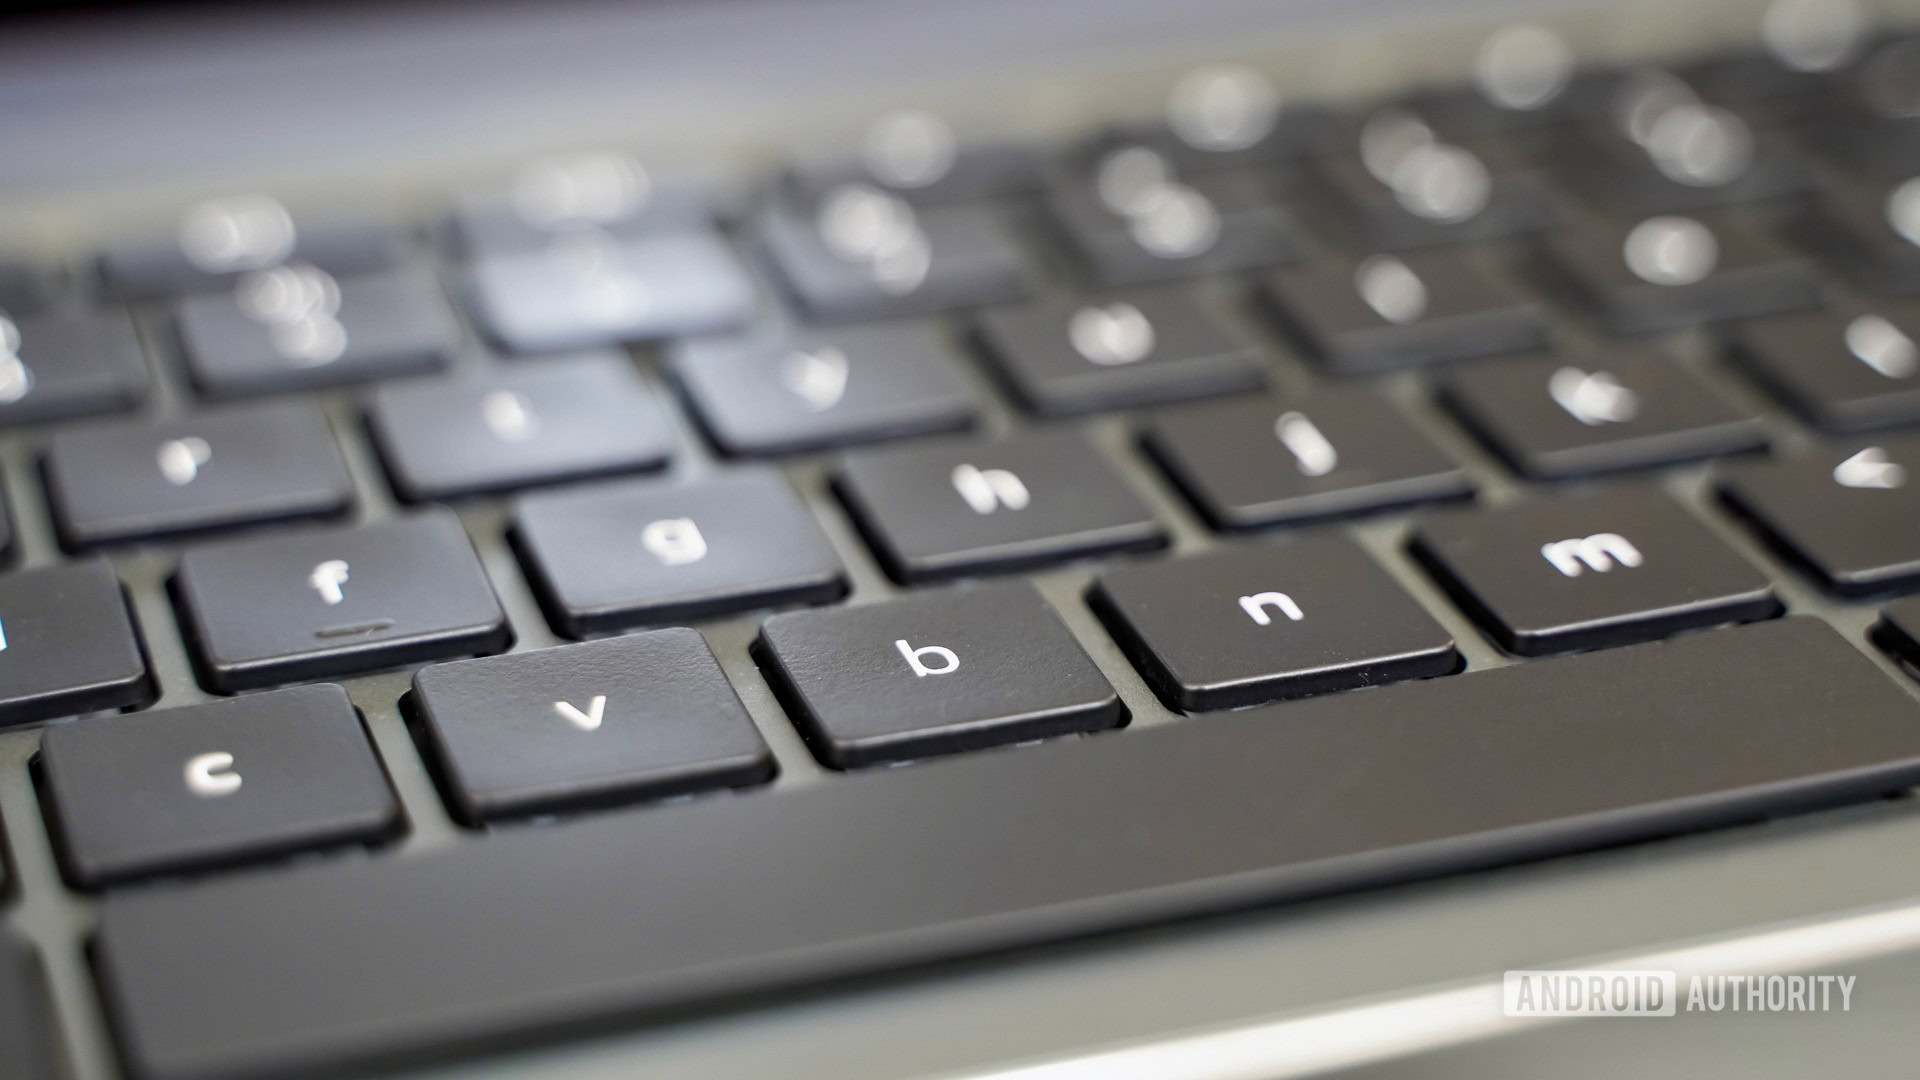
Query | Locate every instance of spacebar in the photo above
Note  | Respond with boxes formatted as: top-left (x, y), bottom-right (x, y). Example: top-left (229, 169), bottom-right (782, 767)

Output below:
top-left (96, 618), bottom-right (1920, 1080)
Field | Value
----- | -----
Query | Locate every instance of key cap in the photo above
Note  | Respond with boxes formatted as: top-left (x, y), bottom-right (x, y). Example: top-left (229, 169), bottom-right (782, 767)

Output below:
top-left (756, 190), bottom-right (1032, 322)
top-left (1785, 177), bottom-right (1920, 296)
top-left (176, 263), bottom-right (456, 399)
top-left (0, 559), bottom-right (150, 727)
top-left (447, 152), bottom-right (713, 258)
top-left (1144, 387), bottom-right (1472, 530)
top-left (974, 286), bottom-right (1266, 415)
top-left (0, 308), bottom-right (149, 426)
top-left (1305, 133), bottom-right (1561, 251)
top-left (1720, 436), bottom-right (1920, 596)
top-left (1681, 49), bottom-right (1848, 123)
top-left (39, 684), bottom-right (397, 887)
top-left (1413, 489), bottom-right (1778, 655)
top-left (780, 124), bottom-right (1043, 207)
top-left (1090, 538), bottom-right (1457, 711)
top-left (513, 470), bottom-right (845, 637)
top-left (1804, 44), bottom-right (1920, 180)
top-left (100, 197), bottom-right (405, 298)
top-left (0, 257), bottom-right (57, 314)
top-left (1440, 348), bottom-right (1766, 479)
top-left (1082, 106), bottom-right (1344, 175)
top-left (669, 322), bottom-right (975, 456)
top-left (1045, 158), bottom-right (1305, 286)
top-left (1551, 124), bottom-right (1812, 216)
top-left (413, 630), bottom-right (773, 823)
top-left (834, 431), bottom-right (1165, 582)
top-left (1872, 593), bottom-right (1920, 668)
top-left (174, 510), bottom-right (509, 692)
top-left (758, 581), bottom-right (1121, 768)
top-left (44, 401), bottom-right (352, 548)
top-left (367, 353), bottom-right (673, 501)
top-left (1262, 248), bottom-right (1548, 375)
top-left (1531, 209), bottom-right (1819, 334)
top-left (92, 618), bottom-right (1920, 1080)
top-left (1727, 306), bottom-right (1920, 432)
top-left (0, 932), bottom-right (60, 1080)
top-left (465, 231), bottom-right (754, 353)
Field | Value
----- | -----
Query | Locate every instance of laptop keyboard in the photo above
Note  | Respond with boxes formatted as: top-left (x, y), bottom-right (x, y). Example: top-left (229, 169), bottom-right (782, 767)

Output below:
top-left (11, 18), bottom-right (1920, 1080)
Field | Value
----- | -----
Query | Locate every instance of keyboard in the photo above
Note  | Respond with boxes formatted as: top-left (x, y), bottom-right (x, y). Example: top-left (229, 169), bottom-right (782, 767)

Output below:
top-left (12, 7), bottom-right (1920, 1079)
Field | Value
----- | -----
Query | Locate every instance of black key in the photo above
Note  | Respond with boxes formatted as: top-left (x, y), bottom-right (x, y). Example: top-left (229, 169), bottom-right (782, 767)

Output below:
top-left (0, 559), bottom-right (150, 727)
top-left (1720, 436), bottom-right (1920, 596)
top-left (1262, 248), bottom-right (1548, 374)
top-left (1681, 49), bottom-right (1848, 122)
top-left (465, 231), bottom-right (753, 353)
top-left (44, 401), bottom-right (352, 548)
top-left (99, 196), bottom-right (405, 298)
top-left (0, 257), bottom-right (57, 314)
top-left (758, 581), bottom-right (1121, 767)
top-left (1727, 307), bottom-right (1920, 432)
top-left (39, 684), bottom-right (397, 887)
top-left (1811, 116), bottom-right (1920, 185)
top-left (973, 286), bottom-right (1266, 415)
top-left (1531, 209), bottom-right (1819, 334)
top-left (1804, 53), bottom-right (1920, 181)
top-left (1872, 593), bottom-right (1920, 668)
top-left (1785, 177), bottom-right (1920, 296)
top-left (1551, 125), bottom-right (1812, 216)
top-left (1045, 159), bottom-right (1305, 286)
top-left (0, 932), bottom-right (60, 1080)
top-left (835, 431), bottom-right (1165, 582)
top-left (367, 354), bottom-right (673, 501)
top-left (1094, 106), bottom-right (1345, 174)
top-left (1440, 348), bottom-right (1765, 479)
top-left (413, 631), bottom-right (773, 823)
top-left (780, 120), bottom-right (1042, 207)
top-left (447, 152), bottom-right (714, 258)
top-left (176, 263), bottom-right (456, 399)
top-left (174, 511), bottom-right (509, 692)
top-left (1090, 538), bottom-right (1457, 711)
top-left (1305, 134), bottom-right (1561, 251)
top-left (756, 190), bottom-right (1031, 322)
top-left (0, 487), bottom-right (15, 565)
top-left (513, 470), bottom-right (845, 637)
top-left (0, 308), bottom-right (149, 426)
top-left (1413, 489), bottom-right (1778, 655)
top-left (1144, 387), bottom-right (1472, 530)
top-left (669, 322), bottom-right (976, 456)
top-left (92, 619), bottom-right (1920, 1080)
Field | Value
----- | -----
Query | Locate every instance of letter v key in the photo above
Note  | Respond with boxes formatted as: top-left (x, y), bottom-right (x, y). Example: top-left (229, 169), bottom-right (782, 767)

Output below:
top-left (553, 695), bottom-right (607, 732)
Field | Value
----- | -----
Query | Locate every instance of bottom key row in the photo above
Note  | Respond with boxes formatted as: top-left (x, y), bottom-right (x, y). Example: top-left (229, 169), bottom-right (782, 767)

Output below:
top-left (90, 619), bottom-right (1920, 1080)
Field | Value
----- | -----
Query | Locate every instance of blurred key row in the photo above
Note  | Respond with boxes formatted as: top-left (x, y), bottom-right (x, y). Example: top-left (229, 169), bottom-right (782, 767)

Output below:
top-left (0, 301), bottom-right (1916, 570)
top-left (11, 34), bottom-right (1920, 421)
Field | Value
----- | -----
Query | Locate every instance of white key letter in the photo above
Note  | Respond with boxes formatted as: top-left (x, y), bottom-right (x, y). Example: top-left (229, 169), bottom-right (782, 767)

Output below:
top-left (951, 464), bottom-right (1030, 513)
top-left (185, 751), bottom-right (242, 797)
top-left (895, 638), bottom-right (960, 676)
top-left (1238, 591), bottom-right (1305, 626)
top-left (641, 518), bottom-right (707, 565)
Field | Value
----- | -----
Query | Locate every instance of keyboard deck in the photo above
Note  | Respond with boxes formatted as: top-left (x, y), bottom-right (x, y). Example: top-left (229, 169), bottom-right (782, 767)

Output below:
top-left (12, 12), bottom-right (1920, 1078)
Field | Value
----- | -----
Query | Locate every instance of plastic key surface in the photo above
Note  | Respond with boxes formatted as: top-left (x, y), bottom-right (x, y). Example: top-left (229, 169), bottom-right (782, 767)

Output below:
top-left (39, 684), bottom-right (398, 887)
top-left (0, 559), bottom-right (150, 727)
top-left (0, 932), bottom-right (62, 1080)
